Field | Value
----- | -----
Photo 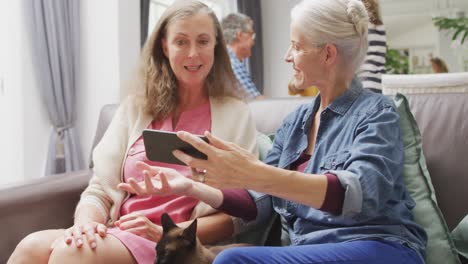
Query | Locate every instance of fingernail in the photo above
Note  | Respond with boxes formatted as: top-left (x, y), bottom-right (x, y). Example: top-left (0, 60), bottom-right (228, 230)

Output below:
top-left (91, 242), bottom-right (97, 249)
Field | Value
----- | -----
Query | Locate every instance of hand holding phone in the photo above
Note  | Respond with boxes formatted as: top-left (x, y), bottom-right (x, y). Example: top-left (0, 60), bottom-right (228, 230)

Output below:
top-left (142, 129), bottom-right (208, 165)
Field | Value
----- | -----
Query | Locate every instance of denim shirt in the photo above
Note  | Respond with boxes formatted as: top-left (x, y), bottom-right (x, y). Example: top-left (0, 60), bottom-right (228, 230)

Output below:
top-left (252, 79), bottom-right (427, 259)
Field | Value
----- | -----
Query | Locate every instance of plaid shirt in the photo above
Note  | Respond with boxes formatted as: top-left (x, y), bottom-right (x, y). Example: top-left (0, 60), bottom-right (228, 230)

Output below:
top-left (227, 47), bottom-right (261, 99)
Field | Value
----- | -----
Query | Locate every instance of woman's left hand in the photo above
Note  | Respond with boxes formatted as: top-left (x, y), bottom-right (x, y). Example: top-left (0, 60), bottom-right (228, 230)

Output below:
top-left (114, 212), bottom-right (163, 242)
top-left (174, 131), bottom-right (261, 189)
top-left (117, 161), bottom-right (194, 196)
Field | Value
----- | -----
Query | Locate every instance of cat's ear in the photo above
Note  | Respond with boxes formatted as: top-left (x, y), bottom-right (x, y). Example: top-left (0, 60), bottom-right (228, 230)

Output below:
top-left (182, 219), bottom-right (197, 246)
top-left (161, 213), bottom-right (177, 232)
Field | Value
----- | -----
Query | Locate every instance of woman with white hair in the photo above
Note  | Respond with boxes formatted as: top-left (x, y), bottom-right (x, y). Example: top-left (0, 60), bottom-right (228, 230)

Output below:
top-left (120, 0), bottom-right (427, 263)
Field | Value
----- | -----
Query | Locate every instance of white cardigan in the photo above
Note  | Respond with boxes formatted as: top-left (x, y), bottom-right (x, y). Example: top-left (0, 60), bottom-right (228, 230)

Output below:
top-left (76, 95), bottom-right (258, 225)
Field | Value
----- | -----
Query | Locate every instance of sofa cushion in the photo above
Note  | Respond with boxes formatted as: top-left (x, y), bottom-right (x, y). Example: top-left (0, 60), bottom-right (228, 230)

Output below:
top-left (249, 97), bottom-right (310, 135)
top-left (89, 104), bottom-right (119, 168)
top-left (394, 93), bottom-right (460, 264)
top-left (452, 215), bottom-right (468, 260)
top-left (0, 170), bottom-right (92, 263)
top-left (256, 131), bottom-right (274, 161)
top-left (405, 93), bottom-right (468, 231)
top-left (383, 73), bottom-right (468, 231)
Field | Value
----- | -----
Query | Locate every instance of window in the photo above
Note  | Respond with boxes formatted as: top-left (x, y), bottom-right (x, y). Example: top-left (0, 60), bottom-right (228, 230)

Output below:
top-left (147, 0), bottom-right (237, 37)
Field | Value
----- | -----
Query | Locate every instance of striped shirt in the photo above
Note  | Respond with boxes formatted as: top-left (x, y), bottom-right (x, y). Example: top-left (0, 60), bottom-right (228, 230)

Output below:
top-left (357, 24), bottom-right (387, 91)
top-left (227, 47), bottom-right (262, 99)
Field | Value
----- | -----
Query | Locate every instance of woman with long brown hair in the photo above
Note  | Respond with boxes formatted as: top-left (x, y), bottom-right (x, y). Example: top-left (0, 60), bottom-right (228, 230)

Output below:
top-left (8, 1), bottom-right (257, 263)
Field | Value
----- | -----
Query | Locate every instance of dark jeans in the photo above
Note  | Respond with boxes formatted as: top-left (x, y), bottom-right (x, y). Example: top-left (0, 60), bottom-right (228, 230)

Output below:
top-left (214, 239), bottom-right (424, 264)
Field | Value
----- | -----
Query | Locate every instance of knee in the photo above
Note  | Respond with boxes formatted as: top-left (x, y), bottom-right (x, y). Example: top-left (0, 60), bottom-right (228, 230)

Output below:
top-left (213, 248), bottom-right (247, 264)
top-left (49, 236), bottom-right (105, 263)
top-left (9, 232), bottom-right (49, 263)
top-left (48, 240), bottom-right (82, 262)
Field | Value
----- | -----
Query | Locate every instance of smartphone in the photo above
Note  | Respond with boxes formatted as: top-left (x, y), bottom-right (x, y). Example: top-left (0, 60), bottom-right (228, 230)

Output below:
top-left (142, 129), bottom-right (208, 165)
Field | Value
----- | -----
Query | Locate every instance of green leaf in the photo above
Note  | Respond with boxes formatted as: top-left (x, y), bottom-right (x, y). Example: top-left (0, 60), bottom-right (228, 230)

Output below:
top-left (433, 17), bottom-right (468, 45)
top-left (462, 31), bottom-right (468, 45)
top-left (453, 28), bottom-right (464, 41)
top-left (385, 48), bottom-right (409, 74)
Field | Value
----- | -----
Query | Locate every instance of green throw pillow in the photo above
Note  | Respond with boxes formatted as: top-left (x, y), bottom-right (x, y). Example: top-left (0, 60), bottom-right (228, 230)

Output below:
top-left (393, 93), bottom-right (460, 264)
top-left (257, 131), bottom-right (273, 161)
top-left (452, 215), bottom-right (468, 259)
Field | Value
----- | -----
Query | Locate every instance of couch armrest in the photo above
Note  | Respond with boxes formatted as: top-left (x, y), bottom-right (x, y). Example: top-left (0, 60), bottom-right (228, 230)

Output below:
top-left (0, 170), bottom-right (92, 262)
top-left (89, 104), bottom-right (119, 168)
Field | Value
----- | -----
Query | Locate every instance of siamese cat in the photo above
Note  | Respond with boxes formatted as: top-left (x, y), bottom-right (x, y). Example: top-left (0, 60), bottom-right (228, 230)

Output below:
top-left (155, 213), bottom-right (251, 264)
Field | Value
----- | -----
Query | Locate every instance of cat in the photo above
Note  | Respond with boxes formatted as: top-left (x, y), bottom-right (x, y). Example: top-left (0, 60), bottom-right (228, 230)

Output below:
top-left (155, 213), bottom-right (251, 264)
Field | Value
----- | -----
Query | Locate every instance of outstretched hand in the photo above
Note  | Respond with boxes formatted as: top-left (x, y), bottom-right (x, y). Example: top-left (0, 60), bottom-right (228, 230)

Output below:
top-left (173, 131), bottom-right (260, 189)
top-left (117, 161), bottom-right (194, 196)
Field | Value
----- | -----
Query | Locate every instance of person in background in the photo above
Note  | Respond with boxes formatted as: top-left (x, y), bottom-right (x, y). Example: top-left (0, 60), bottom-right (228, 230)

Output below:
top-left (357, 0), bottom-right (387, 92)
top-left (120, 0), bottom-right (427, 263)
top-left (430, 57), bottom-right (449, 73)
top-left (221, 13), bottom-right (263, 100)
top-left (8, 1), bottom-right (257, 264)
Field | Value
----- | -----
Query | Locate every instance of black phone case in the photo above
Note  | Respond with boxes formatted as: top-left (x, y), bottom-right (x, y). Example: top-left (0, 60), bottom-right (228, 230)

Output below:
top-left (142, 129), bottom-right (208, 165)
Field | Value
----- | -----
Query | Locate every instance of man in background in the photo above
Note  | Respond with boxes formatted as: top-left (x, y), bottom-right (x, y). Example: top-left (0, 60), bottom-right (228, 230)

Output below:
top-left (221, 13), bottom-right (263, 99)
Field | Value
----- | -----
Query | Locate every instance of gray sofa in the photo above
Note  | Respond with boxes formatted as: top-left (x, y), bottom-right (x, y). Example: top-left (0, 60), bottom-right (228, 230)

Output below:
top-left (1, 92), bottom-right (467, 263)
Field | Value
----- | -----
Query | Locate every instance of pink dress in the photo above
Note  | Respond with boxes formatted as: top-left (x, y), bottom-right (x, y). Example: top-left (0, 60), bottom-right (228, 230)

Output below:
top-left (107, 102), bottom-right (211, 263)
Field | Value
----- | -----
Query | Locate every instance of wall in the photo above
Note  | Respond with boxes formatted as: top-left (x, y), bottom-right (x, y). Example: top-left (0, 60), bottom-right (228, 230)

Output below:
top-left (118, 0), bottom-right (141, 98)
top-left (77, 0), bottom-right (140, 166)
top-left (0, 0), bottom-right (139, 184)
top-left (0, 0), bottom-right (25, 185)
top-left (0, 1), bottom-right (51, 185)
top-left (261, 0), bottom-right (299, 98)
top-left (386, 17), bottom-right (437, 49)
top-left (21, 20), bottom-right (50, 182)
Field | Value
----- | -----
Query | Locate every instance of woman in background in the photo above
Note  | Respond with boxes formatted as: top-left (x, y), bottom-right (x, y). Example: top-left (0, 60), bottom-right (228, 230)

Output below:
top-left (431, 57), bottom-right (449, 73)
top-left (8, 1), bottom-right (257, 264)
top-left (357, 0), bottom-right (387, 92)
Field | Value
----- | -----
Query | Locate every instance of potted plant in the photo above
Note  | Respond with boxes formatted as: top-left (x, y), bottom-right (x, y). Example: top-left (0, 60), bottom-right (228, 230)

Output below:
top-left (433, 16), bottom-right (468, 44)
top-left (386, 49), bottom-right (409, 74)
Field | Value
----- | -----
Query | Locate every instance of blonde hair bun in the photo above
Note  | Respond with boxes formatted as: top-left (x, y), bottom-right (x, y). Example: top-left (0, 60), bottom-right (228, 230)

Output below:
top-left (346, 0), bottom-right (368, 37)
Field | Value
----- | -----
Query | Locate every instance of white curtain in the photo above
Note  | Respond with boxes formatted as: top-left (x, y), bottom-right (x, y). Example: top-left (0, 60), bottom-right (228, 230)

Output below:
top-left (25, 0), bottom-right (85, 175)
